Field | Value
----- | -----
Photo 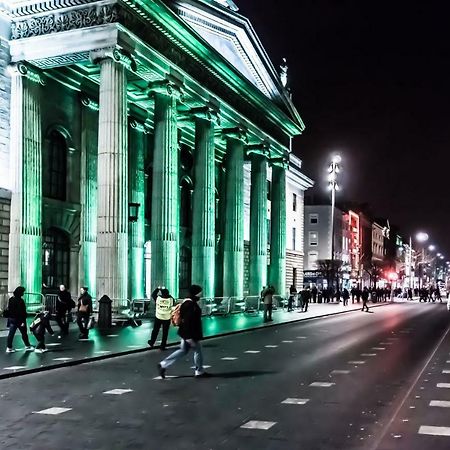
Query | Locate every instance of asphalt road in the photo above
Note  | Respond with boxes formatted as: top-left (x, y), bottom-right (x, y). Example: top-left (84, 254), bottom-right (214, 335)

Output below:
top-left (0, 302), bottom-right (449, 450)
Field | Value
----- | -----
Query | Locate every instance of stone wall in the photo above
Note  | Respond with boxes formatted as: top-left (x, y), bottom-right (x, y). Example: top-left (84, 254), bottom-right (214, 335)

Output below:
top-left (0, 189), bottom-right (10, 293)
top-left (0, 37), bottom-right (10, 191)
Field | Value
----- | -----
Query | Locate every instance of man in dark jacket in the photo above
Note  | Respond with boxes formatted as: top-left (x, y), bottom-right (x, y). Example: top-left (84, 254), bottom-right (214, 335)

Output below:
top-left (6, 286), bottom-right (33, 353)
top-left (30, 310), bottom-right (54, 353)
top-left (361, 287), bottom-right (370, 312)
top-left (56, 284), bottom-right (72, 336)
top-left (158, 284), bottom-right (208, 379)
top-left (77, 287), bottom-right (93, 340)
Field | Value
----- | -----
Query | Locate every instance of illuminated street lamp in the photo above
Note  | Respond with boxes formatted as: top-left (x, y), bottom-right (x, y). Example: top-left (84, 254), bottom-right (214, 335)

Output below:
top-left (328, 154), bottom-right (341, 289)
top-left (415, 232), bottom-right (429, 289)
top-left (416, 232), bottom-right (429, 243)
top-left (428, 245), bottom-right (436, 252)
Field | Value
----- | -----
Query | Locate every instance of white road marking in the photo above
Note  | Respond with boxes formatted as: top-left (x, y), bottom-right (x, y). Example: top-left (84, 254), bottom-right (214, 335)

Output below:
top-left (241, 420), bottom-right (276, 430)
top-left (419, 426), bottom-right (450, 436)
top-left (265, 345), bottom-right (278, 348)
top-left (296, 336), bottom-right (308, 339)
top-left (244, 351), bottom-right (261, 354)
top-left (281, 398), bottom-right (309, 405)
top-left (221, 357), bottom-right (238, 361)
top-left (310, 382), bottom-right (335, 387)
top-left (348, 361), bottom-right (365, 365)
top-left (442, 370), bottom-right (450, 374)
top-left (282, 340), bottom-right (293, 343)
top-left (361, 353), bottom-right (377, 357)
top-left (446, 361), bottom-right (450, 364)
top-left (107, 334), bottom-right (119, 337)
top-left (437, 383), bottom-right (450, 389)
top-left (3, 366), bottom-right (26, 370)
top-left (46, 343), bottom-right (62, 347)
top-left (153, 376), bottom-right (178, 380)
top-left (52, 358), bottom-right (73, 362)
top-left (372, 347), bottom-right (386, 351)
top-left (33, 407), bottom-right (72, 415)
top-left (430, 400), bottom-right (450, 407)
top-left (331, 370), bottom-right (351, 374)
top-left (103, 389), bottom-right (133, 395)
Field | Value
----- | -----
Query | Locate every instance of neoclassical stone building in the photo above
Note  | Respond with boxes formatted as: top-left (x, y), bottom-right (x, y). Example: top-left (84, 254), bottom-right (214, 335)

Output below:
top-left (0, 0), bottom-right (312, 302)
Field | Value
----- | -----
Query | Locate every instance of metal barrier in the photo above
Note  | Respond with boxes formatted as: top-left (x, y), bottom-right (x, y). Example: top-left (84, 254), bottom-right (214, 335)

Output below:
top-left (229, 296), bottom-right (246, 314)
top-left (110, 298), bottom-right (132, 319)
top-left (273, 295), bottom-right (287, 310)
top-left (243, 296), bottom-right (261, 315)
top-left (208, 297), bottom-right (230, 316)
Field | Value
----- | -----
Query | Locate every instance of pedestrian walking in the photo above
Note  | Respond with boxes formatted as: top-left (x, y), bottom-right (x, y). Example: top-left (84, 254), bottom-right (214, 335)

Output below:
top-left (407, 288), bottom-right (413, 301)
top-left (5, 286), bottom-right (34, 353)
top-left (157, 284), bottom-right (209, 379)
top-left (261, 285), bottom-right (275, 322)
top-left (343, 288), bottom-right (350, 306)
top-left (56, 284), bottom-right (72, 336)
top-left (361, 287), bottom-right (370, 312)
top-left (148, 287), bottom-right (174, 350)
top-left (30, 310), bottom-right (54, 353)
top-left (287, 285), bottom-right (297, 312)
top-left (300, 286), bottom-right (311, 312)
top-left (311, 285), bottom-right (318, 303)
top-left (77, 287), bottom-right (92, 340)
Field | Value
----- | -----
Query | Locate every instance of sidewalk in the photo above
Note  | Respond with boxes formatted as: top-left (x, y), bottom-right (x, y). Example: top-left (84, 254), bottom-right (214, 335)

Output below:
top-left (0, 300), bottom-right (391, 379)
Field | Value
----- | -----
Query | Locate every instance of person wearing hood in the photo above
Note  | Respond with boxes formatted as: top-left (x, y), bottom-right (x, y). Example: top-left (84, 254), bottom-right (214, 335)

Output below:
top-left (158, 284), bottom-right (208, 379)
top-left (148, 287), bottom-right (174, 350)
top-left (5, 286), bottom-right (33, 353)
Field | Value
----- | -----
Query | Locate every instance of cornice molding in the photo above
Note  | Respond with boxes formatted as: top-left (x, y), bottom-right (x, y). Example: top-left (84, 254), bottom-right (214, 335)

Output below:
top-left (90, 46), bottom-right (137, 72)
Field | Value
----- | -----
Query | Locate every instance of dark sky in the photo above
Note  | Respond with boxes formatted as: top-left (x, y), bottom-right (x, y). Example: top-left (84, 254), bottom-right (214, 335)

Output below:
top-left (237, 0), bottom-right (450, 254)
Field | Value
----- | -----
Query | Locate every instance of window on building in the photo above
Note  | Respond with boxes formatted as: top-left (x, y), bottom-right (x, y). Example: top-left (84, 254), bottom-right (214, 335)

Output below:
top-left (292, 227), bottom-right (296, 250)
top-left (293, 193), bottom-right (297, 212)
top-left (309, 213), bottom-right (318, 225)
top-left (42, 227), bottom-right (70, 291)
top-left (292, 267), bottom-right (298, 288)
top-left (308, 251), bottom-right (319, 269)
top-left (44, 130), bottom-right (67, 201)
top-left (309, 231), bottom-right (318, 247)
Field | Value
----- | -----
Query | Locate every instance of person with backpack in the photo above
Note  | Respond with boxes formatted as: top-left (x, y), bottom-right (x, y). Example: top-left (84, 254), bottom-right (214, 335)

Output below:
top-left (148, 287), bottom-right (174, 350)
top-left (5, 286), bottom-right (34, 353)
top-left (77, 287), bottom-right (92, 340)
top-left (158, 284), bottom-right (209, 379)
top-left (30, 310), bottom-right (54, 353)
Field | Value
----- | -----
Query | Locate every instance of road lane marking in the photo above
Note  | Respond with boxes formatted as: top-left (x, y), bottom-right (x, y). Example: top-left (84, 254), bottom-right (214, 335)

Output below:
top-left (361, 353), bottom-right (377, 357)
top-left (221, 357), bottom-right (238, 360)
top-left (419, 426), bottom-right (450, 436)
top-left (241, 421), bottom-right (276, 430)
top-left (103, 389), bottom-right (133, 395)
top-left (331, 370), bottom-right (350, 374)
top-left (282, 340), bottom-right (294, 343)
top-left (244, 351), bottom-right (261, 354)
top-left (281, 398), bottom-right (309, 405)
top-left (153, 376), bottom-right (178, 380)
top-left (372, 347), bottom-right (386, 350)
top-left (33, 407), bottom-right (72, 415)
top-left (437, 383), bottom-right (450, 389)
top-left (310, 382), bottom-right (335, 387)
top-left (430, 400), bottom-right (450, 407)
top-left (296, 336), bottom-right (308, 339)
top-left (348, 361), bottom-right (365, 365)
top-left (442, 370), bottom-right (450, 374)
top-left (265, 345), bottom-right (278, 348)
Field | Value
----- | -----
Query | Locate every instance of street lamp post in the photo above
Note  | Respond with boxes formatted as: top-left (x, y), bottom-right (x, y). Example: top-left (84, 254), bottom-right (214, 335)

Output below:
top-left (415, 232), bottom-right (429, 289)
top-left (328, 155), bottom-right (341, 290)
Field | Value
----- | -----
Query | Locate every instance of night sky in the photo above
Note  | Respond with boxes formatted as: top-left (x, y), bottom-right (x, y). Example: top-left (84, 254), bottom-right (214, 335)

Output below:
top-left (237, 0), bottom-right (450, 254)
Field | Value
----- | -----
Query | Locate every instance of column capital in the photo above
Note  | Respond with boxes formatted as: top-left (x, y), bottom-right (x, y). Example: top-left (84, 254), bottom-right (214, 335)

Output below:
top-left (90, 47), bottom-right (137, 72)
top-left (148, 77), bottom-right (184, 101)
top-left (179, 105), bottom-right (221, 125)
top-left (222, 126), bottom-right (248, 143)
top-left (7, 62), bottom-right (46, 86)
top-left (270, 154), bottom-right (289, 169)
top-left (246, 142), bottom-right (270, 158)
top-left (129, 118), bottom-right (150, 134)
top-left (80, 93), bottom-right (99, 112)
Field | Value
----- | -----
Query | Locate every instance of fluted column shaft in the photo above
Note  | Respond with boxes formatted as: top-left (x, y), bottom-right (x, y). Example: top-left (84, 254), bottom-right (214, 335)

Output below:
top-left (151, 92), bottom-right (179, 296)
top-left (79, 98), bottom-right (98, 294)
top-left (192, 117), bottom-right (215, 298)
top-left (269, 165), bottom-right (287, 296)
top-left (223, 137), bottom-right (244, 297)
top-left (8, 65), bottom-right (42, 299)
top-left (249, 153), bottom-right (268, 294)
top-left (96, 59), bottom-right (128, 301)
top-left (128, 120), bottom-right (146, 300)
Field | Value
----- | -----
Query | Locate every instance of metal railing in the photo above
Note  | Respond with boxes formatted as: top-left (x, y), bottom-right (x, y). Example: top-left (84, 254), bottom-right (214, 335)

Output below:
top-left (0, 292), bottom-right (45, 314)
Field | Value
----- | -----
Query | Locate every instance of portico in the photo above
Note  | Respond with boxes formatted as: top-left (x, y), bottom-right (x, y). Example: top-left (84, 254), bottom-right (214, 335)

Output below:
top-left (1, 0), bottom-right (306, 302)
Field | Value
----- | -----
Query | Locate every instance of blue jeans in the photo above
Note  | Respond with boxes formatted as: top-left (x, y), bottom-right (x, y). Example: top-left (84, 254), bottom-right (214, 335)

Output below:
top-left (7, 319), bottom-right (31, 349)
top-left (160, 339), bottom-right (204, 374)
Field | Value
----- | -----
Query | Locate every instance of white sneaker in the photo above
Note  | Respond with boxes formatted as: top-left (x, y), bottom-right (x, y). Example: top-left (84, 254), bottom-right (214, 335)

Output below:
top-left (24, 346), bottom-right (34, 352)
top-left (34, 348), bottom-right (47, 354)
top-left (6, 348), bottom-right (16, 353)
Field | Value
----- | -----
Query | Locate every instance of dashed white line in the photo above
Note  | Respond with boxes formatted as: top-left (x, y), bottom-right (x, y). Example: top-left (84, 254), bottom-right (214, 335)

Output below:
top-left (419, 426), bottom-right (450, 436)
top-left (265, 345), bottom-right (278, 348)
top-left (103, 389), bottom-right (133, 395)
top-left (33, 407), bottom-right (72, 415)
top-left (442, 370), bottom-right (450, 374)
top-left (430, 400), bottom-right (450, 408)
top-left (437, 383), bottom-right (450, 389)
top-left (348, 361), bottom-right (365, 365)
top-left (331, 370), bottom-right (350, 374)
top-left (282, 340), bottom-right (294, 343)
top-left (310, 382), bottom-right (335, 387)
top-left (244, 351), bottom-right (261, 354)
top-left (221, 357), bottom-right (238, 361)
top-left (281, 398), bottom-right (309, 405)
top-left (372, 347), bottom-right (386, 351)
top-left (241, 420), bottom-right (276, 430)
top-left (361, 353), bottom-right (377, 357)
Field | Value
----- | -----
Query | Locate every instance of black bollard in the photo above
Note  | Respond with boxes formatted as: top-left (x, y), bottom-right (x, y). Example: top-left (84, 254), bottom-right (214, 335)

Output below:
top-left (98, 295), bottom-right (112, 329)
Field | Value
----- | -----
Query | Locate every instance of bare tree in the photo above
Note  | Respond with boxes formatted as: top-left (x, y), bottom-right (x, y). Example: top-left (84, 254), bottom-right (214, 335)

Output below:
top-left (317, 259), bottom-right (343, 289)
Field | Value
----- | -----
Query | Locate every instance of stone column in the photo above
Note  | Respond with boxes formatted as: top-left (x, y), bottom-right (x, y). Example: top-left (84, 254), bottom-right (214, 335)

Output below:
top-left (79, 95), bottom-right (98, 295)
top-left (191, 108), bottom-right (218, 299)
top-left (128, 119), bottom-right (147, 300)
top-left (149, 80), bottom-right (182, 297)
top-left (8, 63), bottom-right (44, 299)
top-left (222, 128), bottom-right (246, 298)
top-left (93, 49), bottom-right (131, 301)
top-left (270, 162), bottom-right (287, 297)
top-left (248, 147), bottom-right (269, 295)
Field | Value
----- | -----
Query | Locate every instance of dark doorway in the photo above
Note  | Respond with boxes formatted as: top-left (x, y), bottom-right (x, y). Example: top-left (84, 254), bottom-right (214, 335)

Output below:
top-left (42, 227), bottom-right (70, 291)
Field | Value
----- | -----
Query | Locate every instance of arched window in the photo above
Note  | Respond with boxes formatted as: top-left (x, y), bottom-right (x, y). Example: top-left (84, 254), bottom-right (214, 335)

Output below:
top-left (180, 177), bottom-right (193, 229)
top-left (42, 227), bottom-right (70, 291)
top-left (44, 130), bottom-right (67, 201)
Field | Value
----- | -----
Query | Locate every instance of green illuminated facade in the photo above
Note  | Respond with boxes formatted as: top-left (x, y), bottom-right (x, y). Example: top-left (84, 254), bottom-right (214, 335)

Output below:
top-left (0, 0), bottom-right (313, 302)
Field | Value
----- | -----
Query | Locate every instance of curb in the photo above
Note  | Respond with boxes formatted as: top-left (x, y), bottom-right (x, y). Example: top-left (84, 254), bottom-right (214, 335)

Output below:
top-left (0, 301), bottom-right (393, 380)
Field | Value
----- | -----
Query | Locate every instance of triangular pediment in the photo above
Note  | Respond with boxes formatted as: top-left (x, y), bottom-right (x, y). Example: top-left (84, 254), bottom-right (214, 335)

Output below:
top-left (172, 0), bottom-right (289, 102)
